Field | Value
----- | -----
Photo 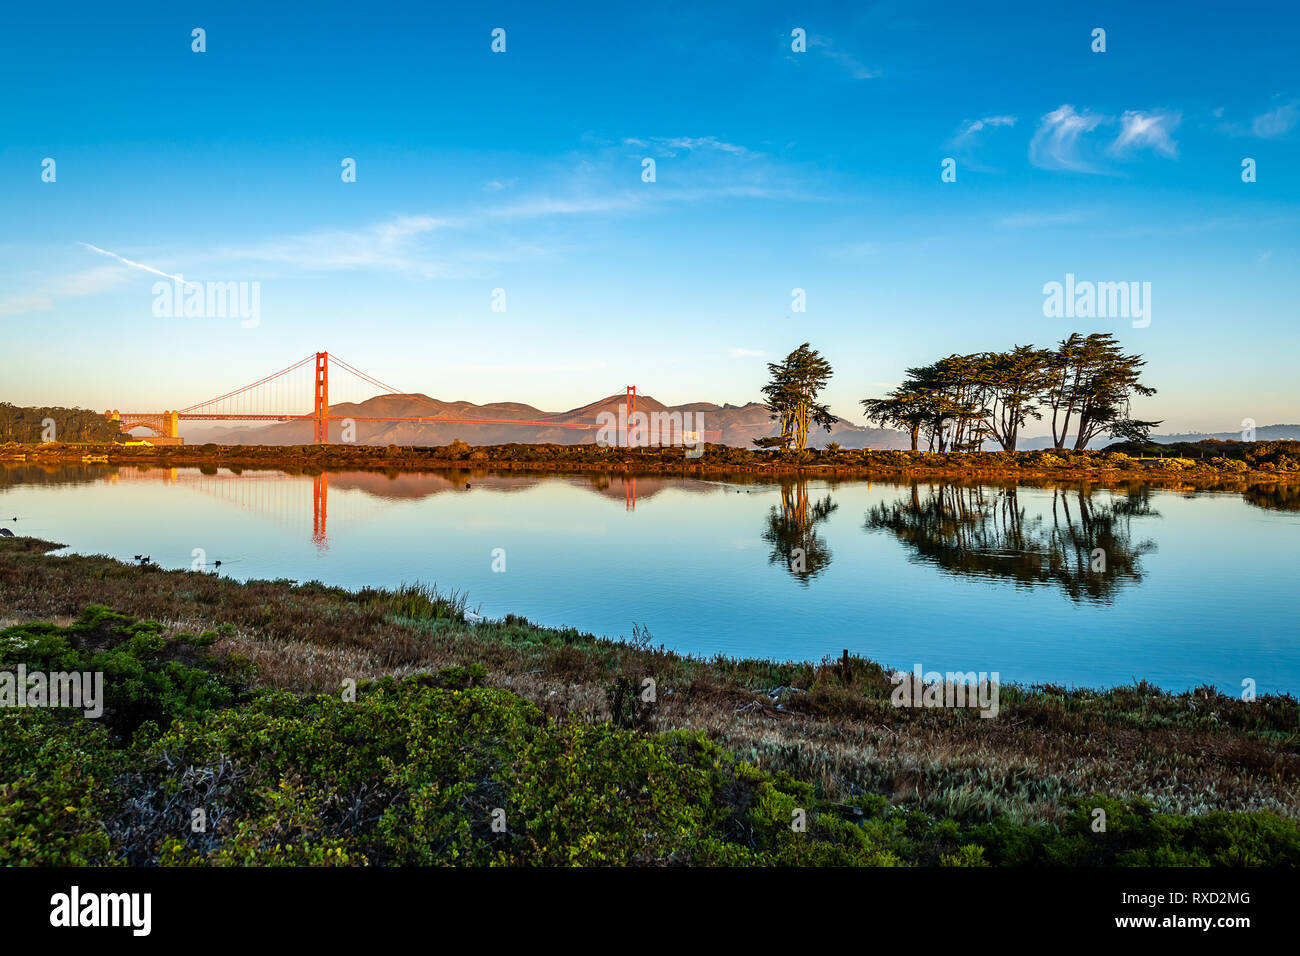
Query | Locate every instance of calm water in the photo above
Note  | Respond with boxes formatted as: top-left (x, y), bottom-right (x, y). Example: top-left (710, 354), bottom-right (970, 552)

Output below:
top-left (3, 464), bottom-right (1298, 694)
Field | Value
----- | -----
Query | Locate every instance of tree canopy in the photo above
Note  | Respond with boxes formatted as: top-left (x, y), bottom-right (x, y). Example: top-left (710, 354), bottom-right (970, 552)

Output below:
top-left (861, 334), bottom-right (1159, 452)
top-left (755, 343), bottom-right (838, 452)
top-left (0, 404), bottom-right (122, 444)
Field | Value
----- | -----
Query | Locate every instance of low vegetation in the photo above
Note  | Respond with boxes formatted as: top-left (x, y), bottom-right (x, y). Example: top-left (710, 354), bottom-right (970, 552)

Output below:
top-left (2, 537), bottom-right (1298, 866)
top-left (4, 438), bottom-right (1300, 485)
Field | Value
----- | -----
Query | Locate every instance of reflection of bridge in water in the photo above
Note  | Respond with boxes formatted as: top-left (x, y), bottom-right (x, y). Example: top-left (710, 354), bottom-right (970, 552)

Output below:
top-left (107, 469), bottom-right (385, 550)
top-left (106, 469), bottom-right (647, 548)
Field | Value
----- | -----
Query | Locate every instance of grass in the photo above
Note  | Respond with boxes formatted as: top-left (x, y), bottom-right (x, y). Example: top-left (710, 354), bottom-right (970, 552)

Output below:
top-left (1, 536), bottom-right (1298, 866)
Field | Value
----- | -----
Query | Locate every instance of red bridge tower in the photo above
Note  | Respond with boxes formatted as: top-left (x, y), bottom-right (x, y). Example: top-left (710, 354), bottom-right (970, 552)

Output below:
top-left (313, 351), bottom-right (330, 443)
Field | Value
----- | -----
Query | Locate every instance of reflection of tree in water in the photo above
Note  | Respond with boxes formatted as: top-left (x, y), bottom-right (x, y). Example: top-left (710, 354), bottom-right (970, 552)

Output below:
top-left (863, 483), bottom-right (1158, 603)
top-left (762, 481), bottom-right (838, 585)
top-left (0, 463), bottom-right (116, 490)
top-left (1242, 483), bottom-right (1300, 512)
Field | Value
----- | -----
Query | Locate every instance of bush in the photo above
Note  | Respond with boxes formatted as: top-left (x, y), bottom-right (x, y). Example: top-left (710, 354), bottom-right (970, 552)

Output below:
top-left (967, 796), bottom-right (1300, 866)
top-left (1212, 457), bottom-right (1249, 473)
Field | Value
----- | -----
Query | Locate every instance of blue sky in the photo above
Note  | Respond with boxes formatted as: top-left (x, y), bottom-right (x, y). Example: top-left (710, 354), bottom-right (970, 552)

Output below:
top-left (1, 0), bottom-right (1297, 434)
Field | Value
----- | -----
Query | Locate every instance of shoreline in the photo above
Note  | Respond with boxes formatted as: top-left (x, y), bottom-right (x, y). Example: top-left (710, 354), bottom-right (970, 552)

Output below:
top-left (4, 439), bottom-right (1300, 487)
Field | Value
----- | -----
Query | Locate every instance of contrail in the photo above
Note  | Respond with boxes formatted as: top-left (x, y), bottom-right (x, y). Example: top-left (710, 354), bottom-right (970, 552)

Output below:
top-left (79, 242), bottom-right (197, 287)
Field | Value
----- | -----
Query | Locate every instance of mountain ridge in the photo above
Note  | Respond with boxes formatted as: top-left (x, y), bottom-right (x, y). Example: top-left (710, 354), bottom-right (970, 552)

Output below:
top-left (181, 391), bottom-right (910, 449)
top-left (174, 393), bottom-right (1300, 451)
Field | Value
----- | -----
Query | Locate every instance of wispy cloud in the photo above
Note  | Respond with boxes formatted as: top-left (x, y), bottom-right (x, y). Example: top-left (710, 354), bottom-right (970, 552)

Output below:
top-left (1252, 101), bottom-right (1299, 138)
top-left (59, 265), bottom-right (133, 296)
top-left (807, 35), bottom-right (880, 80)
top-left (0, 293), bottom-right (56, 318)
top-left (64, 136), bottom-right (809, 289)
top-left (1212, 99), bottom-right (1298, 138)
top-left (0, 264), bottom-right (128, 318)
top-left (485, 193), bottom-right (646, 219)
top-left (1029, 105), bottom-right (1105, 172)
top-left (622, 136), bottom-right (751, 157)
top-left (997, 210), bottom-right (1085, 229)
top-left (460, 360), bottom-right (611, 375)
top-left (946, 114), bottom-right (1017, 172)
top-left (949, 115), bottom-right (1016, 146)
top-left (729, 347), bottom-right (764, 358)
top-left (1081, 212), bottom-right (1298, 240)
top-left (1111, 110), bottom-right (1180, 157)
top-left (485, 182), bottom-right (812, 221)
top-left (214, 215), bottom-right (455, 277)
top-left (1031, 105), bottom-right (1182, 172)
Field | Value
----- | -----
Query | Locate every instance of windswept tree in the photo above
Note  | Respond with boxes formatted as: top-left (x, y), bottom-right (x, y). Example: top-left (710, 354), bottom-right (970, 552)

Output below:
top-left (861, 391), bottom-right (932, 451)
top-left (863, 334), bottom-right (1158, 452)
top-left (1041, 333), bottom-right (1161, 449)
top-left (755, 343), bottom-right (838, 451)
top-left (863, 357), bottom-right (985, 453)
top-left (976, 345), bottom-right (1052, 451)
top-left (923, 354), bottom-right (988, 452)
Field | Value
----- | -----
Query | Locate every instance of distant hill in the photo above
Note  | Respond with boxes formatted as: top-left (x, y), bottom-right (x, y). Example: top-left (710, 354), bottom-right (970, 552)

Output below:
top-left (158, 403), bottom-right (1300, 453)
top-left (1019, 424), bottom-right (1300, 450)
top-left (1145, 424), bottom-right (1300, 443)
top-left (183, 392), bottom-right (911, 449)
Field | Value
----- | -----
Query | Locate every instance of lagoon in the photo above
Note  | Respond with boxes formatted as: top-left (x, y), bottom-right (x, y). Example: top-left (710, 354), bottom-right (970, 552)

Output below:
top-left (3, 464), bottom-right (1297, 694)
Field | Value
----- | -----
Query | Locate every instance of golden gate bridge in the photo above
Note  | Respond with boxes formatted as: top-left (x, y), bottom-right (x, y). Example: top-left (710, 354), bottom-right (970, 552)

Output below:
top-left (101, 351), bottom-right (707, 545)
top-left (107, 351), bottom-right (667, 445)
